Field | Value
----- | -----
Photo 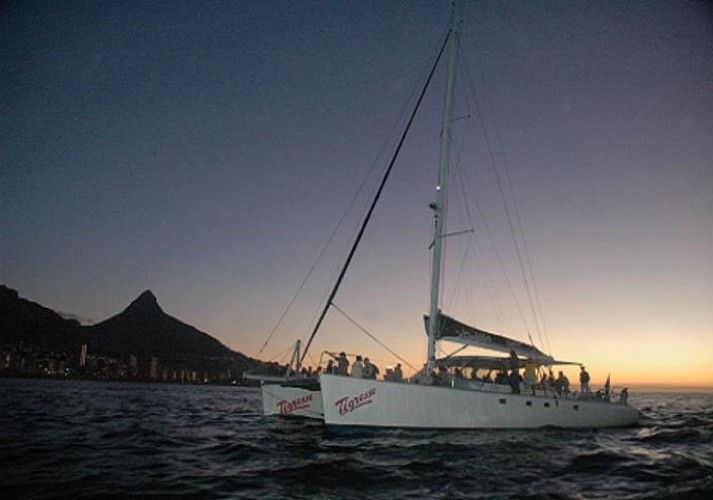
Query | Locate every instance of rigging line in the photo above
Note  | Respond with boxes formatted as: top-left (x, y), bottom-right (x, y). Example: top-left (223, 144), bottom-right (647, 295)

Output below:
top-left (458, 51), bottom-right (544, 351)
top-left (296, 23), bottom-right (450, 358)
top-left (504, 168), bottom-right (552, 354)
top-left (260, 179), bottom-right (375, 360)
top-left (442, 344), bottom-right (469, 360)
top-left (299, 30), bottom-right (453, 366)
top-left (456, 62), bottom-right (532, 340)
top-left (260, 24), bottom-right (441, 360)
top-left (270, 343), bottom-right (295, 366)
top-left (444, 115), bottom-right (475, 313)
top-left (457, 37), bottom-right (549, 352)
top-left (299, 35), bottom-right (444, 350)
top-left (331, 302), bottom-right (419, 373)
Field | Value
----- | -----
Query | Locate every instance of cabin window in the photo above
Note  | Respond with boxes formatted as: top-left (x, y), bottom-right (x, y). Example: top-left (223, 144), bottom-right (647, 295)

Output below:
top-left (544, 402), bottom-right (550, 408)
top-left (499, 398), bottom-right (507, 404)
top-left (573, 405), bottom-right (579, 411)
top-left (525, 401), bottom-right (532, 407)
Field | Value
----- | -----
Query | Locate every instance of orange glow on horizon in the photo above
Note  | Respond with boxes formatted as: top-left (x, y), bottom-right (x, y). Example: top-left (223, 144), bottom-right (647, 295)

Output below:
top-left (239, 323), bottom-right (713, 390)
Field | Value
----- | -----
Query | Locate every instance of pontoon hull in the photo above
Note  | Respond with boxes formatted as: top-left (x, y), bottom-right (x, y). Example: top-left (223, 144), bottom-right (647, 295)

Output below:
top-left (320, 374), bottom-right (639, 429)
top-left (260, 381), bottom-right (323, 419)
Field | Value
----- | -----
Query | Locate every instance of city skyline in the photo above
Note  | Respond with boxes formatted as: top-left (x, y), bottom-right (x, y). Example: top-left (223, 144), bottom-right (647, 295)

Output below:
top-left (3, 1), bottom-right (712, 388)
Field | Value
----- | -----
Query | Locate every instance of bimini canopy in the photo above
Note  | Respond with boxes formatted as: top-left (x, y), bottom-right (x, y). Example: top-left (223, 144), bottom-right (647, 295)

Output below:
top-left (425, 314), bottom-right (554, 363)
top-left (435, 355), bottom-right (581, 371)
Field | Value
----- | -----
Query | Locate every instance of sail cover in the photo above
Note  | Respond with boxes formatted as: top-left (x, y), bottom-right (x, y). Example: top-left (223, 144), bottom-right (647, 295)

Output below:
top-left (425, 314), bottom-right (553, 362)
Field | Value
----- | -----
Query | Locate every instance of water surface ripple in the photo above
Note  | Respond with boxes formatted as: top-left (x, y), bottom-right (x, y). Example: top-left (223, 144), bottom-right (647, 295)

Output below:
top-left (1, 379), bottom-right (711, 499)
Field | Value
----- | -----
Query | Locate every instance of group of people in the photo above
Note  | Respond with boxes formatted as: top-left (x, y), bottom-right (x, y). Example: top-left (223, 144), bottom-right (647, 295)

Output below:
top-left (323, 352), bottom-right (403, 382)
top-left (417, 349), bottom-right (598, 400)
top-left (292, 350), bottom-right (607, 401)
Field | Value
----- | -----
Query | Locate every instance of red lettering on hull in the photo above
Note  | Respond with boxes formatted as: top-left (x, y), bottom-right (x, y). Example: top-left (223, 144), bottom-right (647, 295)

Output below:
top-left (276, 393), bottom-right (314, 415)
top-left (335, 387), bottom-right (377, 416)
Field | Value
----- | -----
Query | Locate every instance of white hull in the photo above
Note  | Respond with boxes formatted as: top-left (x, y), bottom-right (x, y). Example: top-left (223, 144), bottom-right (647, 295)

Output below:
top-left (260, 381), bottom-right (323, 419)
top-left (320, 374), bottom-right (640, 429)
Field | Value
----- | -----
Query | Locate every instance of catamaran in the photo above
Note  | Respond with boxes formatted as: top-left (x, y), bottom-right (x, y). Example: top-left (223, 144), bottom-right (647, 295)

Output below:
top-left (250, 0), bottom-right (639, 429)
top-left (318, 1), bottom-right (640, 429)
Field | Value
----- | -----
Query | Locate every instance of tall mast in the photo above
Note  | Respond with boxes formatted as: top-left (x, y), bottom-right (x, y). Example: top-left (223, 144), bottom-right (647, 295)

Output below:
top-left (427, 0), bottom-right (461, 373)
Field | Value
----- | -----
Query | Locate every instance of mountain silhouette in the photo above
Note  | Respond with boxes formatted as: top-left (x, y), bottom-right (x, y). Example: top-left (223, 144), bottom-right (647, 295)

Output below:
top-left (0, 285), bottom-right (81, 349)
top-left (1, 285), bottom-right (262, 376)
top-left (86, 290), bottom-right (244, 360)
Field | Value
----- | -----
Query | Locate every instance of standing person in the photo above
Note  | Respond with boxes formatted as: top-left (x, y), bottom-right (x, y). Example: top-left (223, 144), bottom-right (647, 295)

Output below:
top-left (336, 352), bottom-right (349, 376)
top-left (351, 355), bottom-right (364, 378)
top-left (509, 369), bottom-right (521, 394)
top-left (325, 359), bottom-right (335, 374)
top-left (580, 366), bottom-right (591, 397)
top-left (363, 358), bottom-right (379, 379)
top-left (363, 357), bottom-right (374, 379)
top-left (524, 359), bottom-right (536, 395)
top-left (509, 349), bottom-right (520, 372)
top-left (547, 369), bottom-right (556, 389)
top-left (393, 363), bottom-right (404, 382)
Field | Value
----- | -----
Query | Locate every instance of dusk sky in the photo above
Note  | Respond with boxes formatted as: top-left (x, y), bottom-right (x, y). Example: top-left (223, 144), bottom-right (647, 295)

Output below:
top-left (3, 1), bottom-right (712, 387)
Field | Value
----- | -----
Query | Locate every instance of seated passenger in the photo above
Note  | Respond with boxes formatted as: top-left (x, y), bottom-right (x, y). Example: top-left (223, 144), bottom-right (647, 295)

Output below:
top-left (554, 371), bottom-right (570, 396)
top-left (438, 366), bottom-right (451, 386)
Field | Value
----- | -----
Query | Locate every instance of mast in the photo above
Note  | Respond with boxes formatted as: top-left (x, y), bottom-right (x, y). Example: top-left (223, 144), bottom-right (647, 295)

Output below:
top-left (427, 0), bottom-right (461, 373)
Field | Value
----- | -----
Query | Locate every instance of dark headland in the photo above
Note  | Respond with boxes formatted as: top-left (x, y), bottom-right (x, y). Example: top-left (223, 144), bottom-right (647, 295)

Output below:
top-left (0, 285), bottom-right (279, 384)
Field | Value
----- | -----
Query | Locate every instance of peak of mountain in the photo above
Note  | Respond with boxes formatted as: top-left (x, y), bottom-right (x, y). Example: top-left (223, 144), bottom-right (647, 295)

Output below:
top-left (123, 290), bottom-right (162, 316)
top-left (88, 290), bottom-right (241, 361)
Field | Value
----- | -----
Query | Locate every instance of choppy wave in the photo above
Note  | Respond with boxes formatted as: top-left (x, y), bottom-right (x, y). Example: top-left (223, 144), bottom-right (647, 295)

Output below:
top-left (1, 379), bottom-right (711, 499)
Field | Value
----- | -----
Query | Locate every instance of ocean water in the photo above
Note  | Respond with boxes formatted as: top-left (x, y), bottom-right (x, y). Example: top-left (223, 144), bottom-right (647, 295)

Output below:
top-left (1, 379), bottom-right (711, 499)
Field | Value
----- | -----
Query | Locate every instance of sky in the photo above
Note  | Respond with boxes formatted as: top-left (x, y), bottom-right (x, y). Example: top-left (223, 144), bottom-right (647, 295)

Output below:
top-left (3, 1), bottom-right (712, 388)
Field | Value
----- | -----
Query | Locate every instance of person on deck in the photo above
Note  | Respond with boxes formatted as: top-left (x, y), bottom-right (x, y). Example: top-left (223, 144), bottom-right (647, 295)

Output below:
top-left (336, 352), bottom-right (349, 376)
top-left (509, 370), bottom-right (521, 394)
top-left (394, 363), bottom-right (403, 382)
top-left (438, 365), bottom-right (451, 386)
top-left (509, 349), bottom-right (520, 372)
top-left (524, 359), bottom-right (536, 395)
top-left (363, 358), bottom-right (379, 379)
top-left (351, 355), bottom-right (364, 378)
top-left (547, 369), bottom-right (556, 389)
top-left (620, 387), bottom-right (629, 405)
top-left (325, 359), bottom-right (335, 374)
top-left (554, 370), bottom-right (570, 396)
top-left (580, 366), bottom-right (591, 397)
top-left (420, 367), bottom-right (434, 385)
